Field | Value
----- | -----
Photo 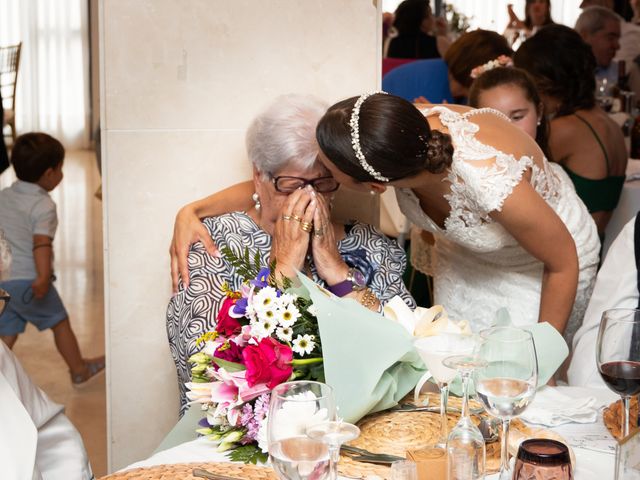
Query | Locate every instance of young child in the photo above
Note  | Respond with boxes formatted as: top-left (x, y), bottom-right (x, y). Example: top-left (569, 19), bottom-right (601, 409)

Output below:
top-left (0, 133), bottom-right (104, 384)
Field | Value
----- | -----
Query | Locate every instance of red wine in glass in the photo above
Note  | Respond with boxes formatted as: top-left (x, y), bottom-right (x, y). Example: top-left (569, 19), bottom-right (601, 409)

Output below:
top-left (599, 361), bottom-right (640, 397)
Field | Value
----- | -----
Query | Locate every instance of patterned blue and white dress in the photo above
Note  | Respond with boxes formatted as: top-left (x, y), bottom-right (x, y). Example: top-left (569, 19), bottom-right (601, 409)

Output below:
top-left (166, 212), bottom-right (415, 411)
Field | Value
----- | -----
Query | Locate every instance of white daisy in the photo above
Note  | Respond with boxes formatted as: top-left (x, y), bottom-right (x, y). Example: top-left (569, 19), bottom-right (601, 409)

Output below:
top-left (253, 286), bottom-right (278, 313)
top-left (256, 307), bottom-right (277, 325)
top-left (277, 293), bottom-right (297, 308)
top-left (276, 326), bottom-right (293, 342)
top-left (251, 318), bottom-right (277, 340)
top-left (279, 303), bottom-right (301, 328)
top-left (292, 334), bottom-right (316, 356)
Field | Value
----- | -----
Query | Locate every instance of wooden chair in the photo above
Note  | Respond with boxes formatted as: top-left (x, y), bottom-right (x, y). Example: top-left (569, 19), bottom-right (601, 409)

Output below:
top-left (0, 42), bottom-right (22, 146)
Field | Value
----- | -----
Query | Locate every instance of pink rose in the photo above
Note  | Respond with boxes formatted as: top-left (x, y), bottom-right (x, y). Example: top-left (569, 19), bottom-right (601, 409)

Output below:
top-left (216, 297), bottom-right (242, 336)
top-left (242, 337), bottom-right (293, 388)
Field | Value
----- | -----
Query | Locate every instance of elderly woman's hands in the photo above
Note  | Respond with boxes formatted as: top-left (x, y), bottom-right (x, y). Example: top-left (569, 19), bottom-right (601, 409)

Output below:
top-left (271, 186), bottom-right (316, 279)
top-left (311, 191), bottom-right (349, 285)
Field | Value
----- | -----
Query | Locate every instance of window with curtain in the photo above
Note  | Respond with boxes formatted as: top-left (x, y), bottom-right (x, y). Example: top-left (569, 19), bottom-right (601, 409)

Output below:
top-left (0, 0), bottom-right (90, 149)
top-left (382, 0), bottom-right (583, 32)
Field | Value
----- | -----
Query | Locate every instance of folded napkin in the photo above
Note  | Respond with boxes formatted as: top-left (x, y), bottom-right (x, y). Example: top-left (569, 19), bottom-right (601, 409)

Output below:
top-left (520, 386), bottom-right (598, 426)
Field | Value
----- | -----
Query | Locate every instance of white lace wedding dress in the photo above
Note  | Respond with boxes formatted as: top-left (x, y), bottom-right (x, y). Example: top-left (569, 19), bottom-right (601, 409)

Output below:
top-left (397, 106), bottom-right (600, 345)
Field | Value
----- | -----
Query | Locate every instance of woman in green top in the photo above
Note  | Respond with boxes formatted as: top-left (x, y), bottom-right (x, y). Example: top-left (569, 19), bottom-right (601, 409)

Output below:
top-left (515, 24), bottom-right (627, 238)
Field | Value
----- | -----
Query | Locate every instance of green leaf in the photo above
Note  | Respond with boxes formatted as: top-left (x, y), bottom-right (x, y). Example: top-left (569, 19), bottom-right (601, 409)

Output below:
top-left (212, 357), bottom-right (246, 372)
top-left (227, 444), bottom-right (269, 464)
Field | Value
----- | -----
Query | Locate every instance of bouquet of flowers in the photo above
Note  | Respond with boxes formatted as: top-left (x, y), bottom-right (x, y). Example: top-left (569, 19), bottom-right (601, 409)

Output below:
top-left (185, 248), bottom-right (324, 463)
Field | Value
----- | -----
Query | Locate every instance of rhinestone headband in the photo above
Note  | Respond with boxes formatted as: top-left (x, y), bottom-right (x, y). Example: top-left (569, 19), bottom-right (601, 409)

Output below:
top-left (349, 91), bottom-right (390, 182)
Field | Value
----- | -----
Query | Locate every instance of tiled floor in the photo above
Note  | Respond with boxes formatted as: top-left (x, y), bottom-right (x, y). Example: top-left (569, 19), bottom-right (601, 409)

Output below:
top-left (1, 150), bottom-right (107, 477)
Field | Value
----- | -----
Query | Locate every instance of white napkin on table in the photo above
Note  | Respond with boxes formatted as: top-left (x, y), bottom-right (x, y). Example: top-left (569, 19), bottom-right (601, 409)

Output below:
top-left (520, 386), bottom-right (598, 427)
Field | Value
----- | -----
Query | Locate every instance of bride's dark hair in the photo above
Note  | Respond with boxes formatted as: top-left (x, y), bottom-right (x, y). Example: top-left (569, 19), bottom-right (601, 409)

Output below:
top-left (316, 94), bottom-right (453, 182)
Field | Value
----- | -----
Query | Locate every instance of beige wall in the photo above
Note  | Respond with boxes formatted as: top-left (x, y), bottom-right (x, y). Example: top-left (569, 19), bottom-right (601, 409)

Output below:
top-left (100, 0), bottom-right (380, 471)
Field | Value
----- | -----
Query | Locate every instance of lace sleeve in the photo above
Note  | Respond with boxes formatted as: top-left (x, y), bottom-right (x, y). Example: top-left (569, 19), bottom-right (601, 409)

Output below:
top-left (450, 151), bottom-right (533, 216)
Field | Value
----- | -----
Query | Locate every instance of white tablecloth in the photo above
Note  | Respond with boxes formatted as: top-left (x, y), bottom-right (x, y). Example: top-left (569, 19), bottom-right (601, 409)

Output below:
top-left (603, 159), bottom-right (640, 258)
top-left (124, 386), bottom-right (620, 479)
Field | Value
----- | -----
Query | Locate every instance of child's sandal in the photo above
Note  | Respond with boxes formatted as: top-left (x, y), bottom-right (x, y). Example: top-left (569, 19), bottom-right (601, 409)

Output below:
top-left (71, 356), bottom-right (105, 385)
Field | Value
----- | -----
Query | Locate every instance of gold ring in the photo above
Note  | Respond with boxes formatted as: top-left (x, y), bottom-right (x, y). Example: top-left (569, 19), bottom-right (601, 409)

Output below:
top-left (282, 214), bottom-right (292, 221)
top-left (300, 222), bottom-right (313, 233)
top-left (290, 214), bottom-right (302, 223)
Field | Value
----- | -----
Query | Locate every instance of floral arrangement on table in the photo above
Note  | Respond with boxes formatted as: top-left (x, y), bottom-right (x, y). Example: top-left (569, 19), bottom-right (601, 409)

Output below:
top-left (185, 247), bottom-right (324, 464)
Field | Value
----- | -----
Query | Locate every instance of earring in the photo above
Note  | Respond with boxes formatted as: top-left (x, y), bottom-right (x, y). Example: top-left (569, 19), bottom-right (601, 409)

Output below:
top-left (252, 192), bottom-right (261, 211)
top-left (537, 118), bottom-right (542, 126)
top-left (369, 190), bottom-right (376, 196)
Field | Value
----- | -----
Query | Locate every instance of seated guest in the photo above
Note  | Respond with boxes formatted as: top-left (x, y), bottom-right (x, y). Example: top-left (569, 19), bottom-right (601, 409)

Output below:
top-left (0, 338), bottom-right (93, 479)
top-left (443, 29), bottom-right (513, 102)
top-left (514, 25), bottom-right (628, 238)
top-left (579, 0), bottom-right (640, 103)
top-left (386, 0), bottom-right (450, 59)
top-left (469, 66), bottom-right (552, 161)
top-left (575, 6), bottom-right (622, 89)
top-left (568, 214), bottom-right (639, 387)
top-left (166, 95), bottom-right (415, 411)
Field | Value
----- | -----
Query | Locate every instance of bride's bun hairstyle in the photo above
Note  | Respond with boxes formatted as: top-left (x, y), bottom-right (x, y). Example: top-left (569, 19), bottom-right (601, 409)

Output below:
top-left (316, 93), bottom-right (453, 183)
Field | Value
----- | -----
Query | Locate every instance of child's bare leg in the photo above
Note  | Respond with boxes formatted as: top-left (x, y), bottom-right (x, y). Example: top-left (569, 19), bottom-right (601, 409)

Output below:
top-left (0, 335), bottom-right (18, 349)
top-left (51, 318), bottom-right (85, 375)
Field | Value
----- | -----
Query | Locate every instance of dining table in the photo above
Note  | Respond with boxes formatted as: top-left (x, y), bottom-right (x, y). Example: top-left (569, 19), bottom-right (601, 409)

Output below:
top-left (121, 385), bottom-right (622, 480)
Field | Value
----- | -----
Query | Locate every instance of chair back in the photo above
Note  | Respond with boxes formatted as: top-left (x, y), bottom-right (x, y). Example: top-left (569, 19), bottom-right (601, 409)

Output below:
top-left (0, 43), bottom-right (22, 113)
top-left (382, 57), bottom-right (416, 77)
top-left (382, 58), bottom-right (453, 104)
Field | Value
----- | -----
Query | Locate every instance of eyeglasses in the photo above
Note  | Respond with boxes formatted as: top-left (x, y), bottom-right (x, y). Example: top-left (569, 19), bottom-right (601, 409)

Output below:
top-left (271, 175), bottom-right (340, 193)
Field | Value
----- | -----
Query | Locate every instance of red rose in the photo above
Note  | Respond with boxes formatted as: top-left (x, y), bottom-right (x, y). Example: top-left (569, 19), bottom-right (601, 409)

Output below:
top-left (216, 297), bottom-right (242, 337)
top-left (243, 337), bottom-right (293, 388)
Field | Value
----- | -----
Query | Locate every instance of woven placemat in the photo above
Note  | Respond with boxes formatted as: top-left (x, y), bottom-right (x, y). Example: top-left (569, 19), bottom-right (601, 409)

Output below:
top-left (603, 396), bottom-right (639, 440)
top-left (338, 392), bottom-right (520, 478)
top-left (98, 462), bottom-right (277, 480)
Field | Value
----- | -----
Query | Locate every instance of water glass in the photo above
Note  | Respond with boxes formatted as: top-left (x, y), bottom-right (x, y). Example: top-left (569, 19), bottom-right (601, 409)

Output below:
top-left (474, 327), bottom-right (538, 480)
top-left (513, 438), bottom-right (572, 480)
top-left (390, 459), bottom-right (418, 480)
top-left (268, 381), bottom-right (336, 480)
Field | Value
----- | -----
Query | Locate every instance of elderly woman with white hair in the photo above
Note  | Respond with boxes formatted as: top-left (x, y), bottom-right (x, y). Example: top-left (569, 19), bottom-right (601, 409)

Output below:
top-left (166, 95), bottom-right (414, 411)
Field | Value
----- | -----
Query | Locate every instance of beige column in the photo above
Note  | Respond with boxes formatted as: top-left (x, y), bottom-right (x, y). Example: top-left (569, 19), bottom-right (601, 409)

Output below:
top-left (100, 0), bottom-right (380, 470)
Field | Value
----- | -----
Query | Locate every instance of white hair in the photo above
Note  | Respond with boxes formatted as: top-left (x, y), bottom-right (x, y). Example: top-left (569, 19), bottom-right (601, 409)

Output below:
top-left (575, 6), bottom-right (621, 36)
top-left (245, 94), bottom-right (328, 176)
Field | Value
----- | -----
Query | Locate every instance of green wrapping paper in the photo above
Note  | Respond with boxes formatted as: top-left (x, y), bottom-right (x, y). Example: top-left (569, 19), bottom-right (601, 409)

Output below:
top-left (294, 276), bottom-right (568, 420)
top-left (296, 274), bottom-right (426, 423)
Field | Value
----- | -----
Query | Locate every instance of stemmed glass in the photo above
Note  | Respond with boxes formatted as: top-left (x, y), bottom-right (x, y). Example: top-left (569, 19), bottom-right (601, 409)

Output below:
top-left (415, 333), bottom-right (477, 446)
top-left (474, 327), bottom-right (538, 480)
top-left (443, 354), bottom-right (488, 480)
top-left (268, 381), bottom-right (336, 480)
top-left (596, 308), bottom-right (640, 439)
top-left (306, 420), bottom-right (360, 480)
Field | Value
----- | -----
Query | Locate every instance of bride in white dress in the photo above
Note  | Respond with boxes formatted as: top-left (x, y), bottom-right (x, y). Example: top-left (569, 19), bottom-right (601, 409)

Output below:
top-left (315, 93), bottom-right (600, 345)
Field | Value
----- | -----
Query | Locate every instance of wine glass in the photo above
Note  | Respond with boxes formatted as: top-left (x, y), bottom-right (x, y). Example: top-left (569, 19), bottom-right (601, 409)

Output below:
top-left (596, 77), bottom-right (614, 112)
top-left (596, 308), bottom-right (640, 439)
top-left (306, 420), bottom-right (360, 480)
top-left (474, 327), bottom-right (538, 480)
top-left (414, 333), bottom-right (477, 446)
top-left (268, 381), bottom-right (336, 480)
top-left (443, 354), bottom-right (488, 480)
